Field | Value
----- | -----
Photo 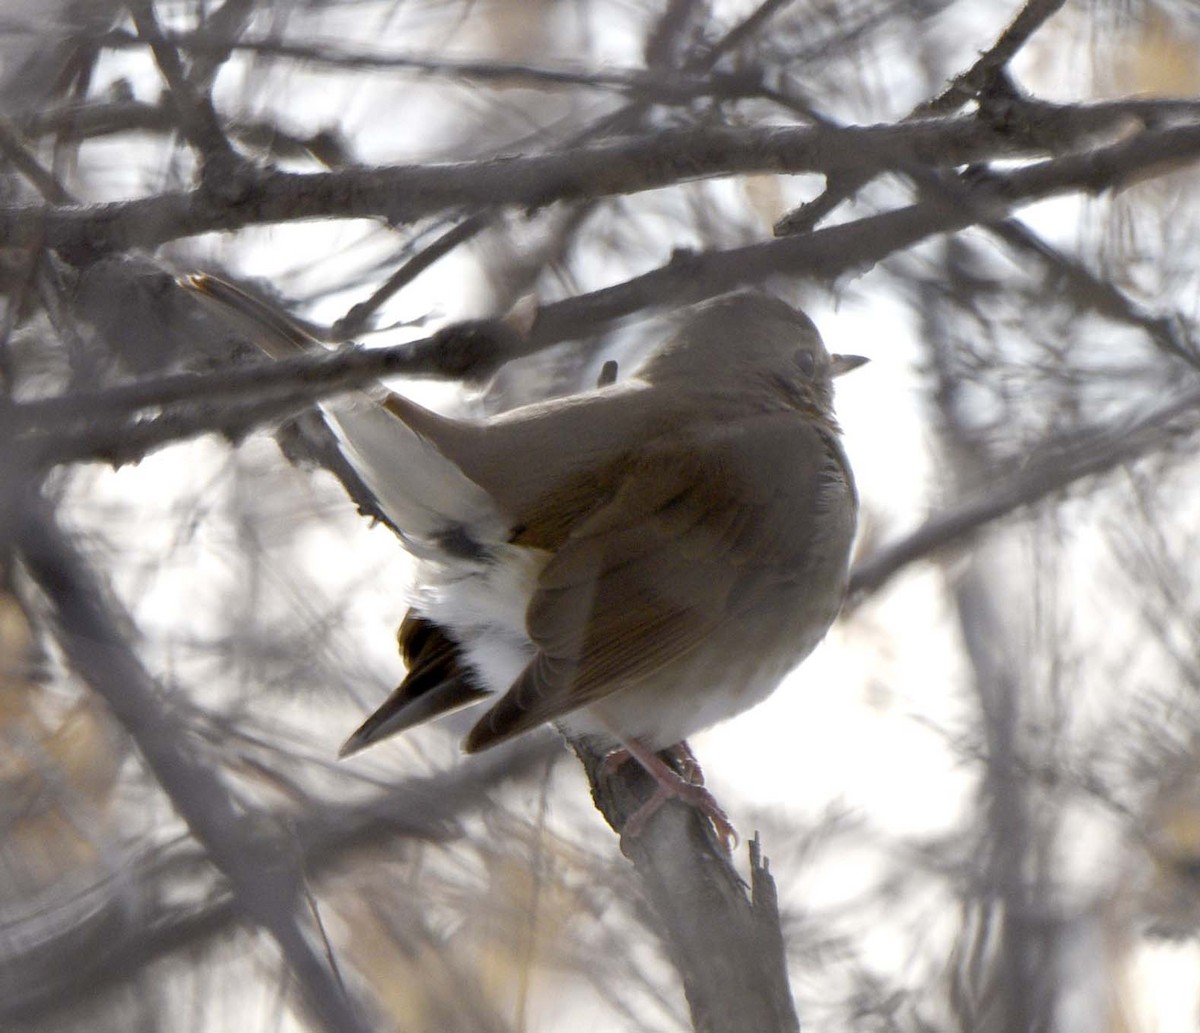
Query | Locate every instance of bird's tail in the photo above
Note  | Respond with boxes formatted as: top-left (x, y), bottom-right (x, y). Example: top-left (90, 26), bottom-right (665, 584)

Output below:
top-left (180, 271), bottom-right (510, 552)
top-left (179, 273), bottom-right (319, 360)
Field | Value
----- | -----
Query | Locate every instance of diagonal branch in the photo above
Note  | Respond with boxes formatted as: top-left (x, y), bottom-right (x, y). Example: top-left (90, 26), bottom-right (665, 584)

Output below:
top-left (13, 502), bottom-right (375, 1033)
top-left (127, 0), bottom-right (242, 182)
top-left (0, 739), bottom-right (556, 1025)
top-left (572, 741), bottom-right (800, 1033)
top-left (777, 0), bottom-right (1069, 234)
top-left (987, 216), bottom-right (1200, 368)
top-left (920, 0), bottom-right (1068, 116)
top-left (0, 119), bottom-right (74, 203)
top-left (847, 383), bottom-right (1200, 600)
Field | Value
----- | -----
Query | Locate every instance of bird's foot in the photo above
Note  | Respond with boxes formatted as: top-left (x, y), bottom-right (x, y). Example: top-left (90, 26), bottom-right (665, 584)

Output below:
top-left (622, 777), bottom-right (737, 852)
top-left (605, 738), bottom-right (737, 852)
top-left (600, 741), bottom-right (703, 782)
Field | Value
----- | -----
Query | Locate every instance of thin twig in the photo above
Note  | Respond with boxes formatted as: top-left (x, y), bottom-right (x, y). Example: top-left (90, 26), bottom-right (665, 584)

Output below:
top-left (776, 0), bottom-right (1070, 235)
top-left (919, 0), bottom-right (1069, 116)
top-left (97, 26), bottom-right (762, 100)
top-left (693, 0), bottom-right (798, 68)
top-left (332, 211), bottom-right (491, 338)
top-left (987, 217), bottom-right (1200, 368)
top-left (127, 0), bottom-right (242, 181)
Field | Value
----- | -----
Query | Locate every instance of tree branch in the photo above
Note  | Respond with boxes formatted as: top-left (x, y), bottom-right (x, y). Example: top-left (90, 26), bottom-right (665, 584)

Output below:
top-left (777, 0), bottom-right (1070, 234)
top-left (13, 503), bottom-right (375, 1033)
top-left (10, 120), bottom-right (1200, 470)
top-left (848, 383), bottom-right (1200, 601)
top-left (572, 741), bottom-right (800, 1033)
top-left (127, 0), bottom-right (242, 181)
top-left (0, 738), bottom-right (556, 1026)
top-left (920, 0), bottom-right (1068, 115)
top-left (0, 116), bottom-right (1077, 256)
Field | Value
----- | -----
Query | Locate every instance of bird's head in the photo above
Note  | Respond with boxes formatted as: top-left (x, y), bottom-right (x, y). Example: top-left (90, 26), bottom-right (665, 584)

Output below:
top-left (637, 291), bottom-right (867, 415)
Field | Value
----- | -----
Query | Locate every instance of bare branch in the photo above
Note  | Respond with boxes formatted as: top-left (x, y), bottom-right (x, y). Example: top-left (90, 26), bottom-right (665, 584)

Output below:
top-left (921, 0), bottom-right (1069, 115)
top-left (331, 211), bottom-right (492, 339)
top-left (331, 0), bottom-right (757, 339)
top-left (0, 740), bottom-right (555, 1025)
top-left (2, 109), bottom-right (1195, 261)
top-left (777, 0), bottom-right (1070, 234)
top-left (127, 0), bottom-right (242, 182)
top-left (0, 119), bottom-right (74, 203)
top-left (698, 0), bottom-right (799, 67)
top-left (0, 116), bottom-right (1068, 254)
top-left (848, 384), bottom-right (1200, 600)
top-left (987, 217), bottom-right (1200, 369)
top-left (14, 505), bottom-right (375, 1033)
top-left (185, 0), bottom-right (256, 92)
top-left (10, 123), bottom-right (1200, 471)
top-left (572, 740), bottom-right (800, 1033)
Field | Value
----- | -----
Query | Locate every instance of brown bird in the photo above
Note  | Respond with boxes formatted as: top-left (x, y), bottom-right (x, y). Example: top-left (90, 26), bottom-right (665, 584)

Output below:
top-left (183, 275), bottom-right (865, 842)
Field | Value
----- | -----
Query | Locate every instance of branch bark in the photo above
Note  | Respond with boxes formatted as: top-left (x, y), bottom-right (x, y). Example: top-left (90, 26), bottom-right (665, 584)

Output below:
top-left (0, 114), bottom-right (1124, 255)
top-left (572, 741), bottom-right (801, 1033)
top-left (10, 118), bottom-right (1200, 471)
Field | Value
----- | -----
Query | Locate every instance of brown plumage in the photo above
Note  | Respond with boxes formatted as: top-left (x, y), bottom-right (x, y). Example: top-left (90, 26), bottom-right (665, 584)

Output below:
top-left (183, 275), bottom-right (865, 838)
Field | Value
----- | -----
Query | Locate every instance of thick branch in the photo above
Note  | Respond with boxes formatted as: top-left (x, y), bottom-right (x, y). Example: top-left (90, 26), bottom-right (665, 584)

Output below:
top-left (11, 121), bottom-right (1200, 470)
top-left (572, 741), bottom-right (800, 1033)
top-left (0, 117), bottom-right (1078, 256)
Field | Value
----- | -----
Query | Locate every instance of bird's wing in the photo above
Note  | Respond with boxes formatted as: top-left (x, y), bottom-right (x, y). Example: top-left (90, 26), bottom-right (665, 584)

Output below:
top-left (463, 413), bottom-right (845, 751)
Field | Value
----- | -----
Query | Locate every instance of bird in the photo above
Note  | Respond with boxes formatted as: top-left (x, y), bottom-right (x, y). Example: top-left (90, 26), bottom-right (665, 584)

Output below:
top-left (182, 275), bottom-right (866, 844)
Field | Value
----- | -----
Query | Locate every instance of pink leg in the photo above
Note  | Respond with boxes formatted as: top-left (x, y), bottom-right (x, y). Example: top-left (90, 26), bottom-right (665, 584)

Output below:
top-left (605, 738), bottom-right (736, 851)
top-left (600, 742), bottom-right (703, 783)
top-left (665, 740), bottom-right (704, 786)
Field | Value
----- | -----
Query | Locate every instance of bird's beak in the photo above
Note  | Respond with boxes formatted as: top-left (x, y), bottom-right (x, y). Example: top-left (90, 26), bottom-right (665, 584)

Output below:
top-left (830, 354), bottom-right (869, 377)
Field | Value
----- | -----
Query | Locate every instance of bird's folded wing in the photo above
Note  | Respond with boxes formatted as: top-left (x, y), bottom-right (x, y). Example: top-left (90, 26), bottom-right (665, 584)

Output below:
top-left (463, 413), bottom-right (837, 751)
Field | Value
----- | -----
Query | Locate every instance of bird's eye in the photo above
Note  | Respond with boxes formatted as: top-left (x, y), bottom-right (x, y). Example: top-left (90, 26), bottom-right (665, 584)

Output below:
top-left (793, 350), bottom-right (817, 377)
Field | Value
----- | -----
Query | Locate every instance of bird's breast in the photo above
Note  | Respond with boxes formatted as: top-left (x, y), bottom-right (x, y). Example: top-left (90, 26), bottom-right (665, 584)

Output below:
top-left (560, 592), bottom-right (837, 750)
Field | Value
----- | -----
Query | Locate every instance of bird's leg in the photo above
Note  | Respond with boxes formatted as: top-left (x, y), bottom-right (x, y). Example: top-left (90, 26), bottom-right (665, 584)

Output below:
top-left (606, 737), bottom-right (737, 851)
top-left (600, 741), bottom-right (702, 782)
top-left (664, 740), bottom-right (704, 786)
